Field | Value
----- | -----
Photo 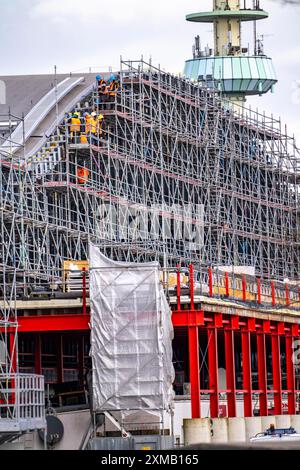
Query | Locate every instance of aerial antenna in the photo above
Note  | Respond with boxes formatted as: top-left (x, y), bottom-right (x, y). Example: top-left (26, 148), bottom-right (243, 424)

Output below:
top-left (253, 0), bottom-right (257, 54)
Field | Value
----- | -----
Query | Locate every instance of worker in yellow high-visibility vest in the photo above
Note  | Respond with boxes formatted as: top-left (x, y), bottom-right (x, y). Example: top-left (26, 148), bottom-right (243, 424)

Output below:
top-left (84, 112), bottom-right (97, 144)
top-left (96, 114), bottom-right (105, 140)
top-left (69, 113), bottom-right (81, 144)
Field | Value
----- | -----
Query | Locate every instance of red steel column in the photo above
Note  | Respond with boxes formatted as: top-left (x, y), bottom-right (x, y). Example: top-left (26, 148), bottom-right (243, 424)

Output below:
top-left (257, 329), bottom-right (268, 416)
top-left (271, 326), bottom-right (282, 415)
top-left (285, 331), bottom-right (296, 415)
top-left (208, 325), bottom-right (219, 418)
top-left (224, 328), bottom-right (236, 417)
top-left (241, 326), bottom-right (253, 417)
top-left (188, 326), bottom-right (201, 418)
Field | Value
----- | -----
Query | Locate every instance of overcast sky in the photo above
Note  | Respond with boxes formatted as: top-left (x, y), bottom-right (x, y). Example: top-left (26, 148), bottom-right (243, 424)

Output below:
top-left (1, 0), bottom-right (299, 141)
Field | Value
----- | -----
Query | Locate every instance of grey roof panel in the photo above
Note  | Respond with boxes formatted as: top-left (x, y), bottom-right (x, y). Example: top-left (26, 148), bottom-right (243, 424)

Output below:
top-left (0, 73), bottom-right (97, 120)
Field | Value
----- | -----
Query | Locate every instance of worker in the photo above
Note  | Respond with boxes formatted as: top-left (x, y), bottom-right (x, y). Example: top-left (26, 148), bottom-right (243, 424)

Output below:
top-left (106, 75), bottom-right (120, 109)
top-left (96, 114), bottom-right (105, 140)
top-left (85, 112), bottom-right (97, 144)
top-left (69, 113), bottom-right (81, 144)
top-left (96, 74), bottom-right (107, 102)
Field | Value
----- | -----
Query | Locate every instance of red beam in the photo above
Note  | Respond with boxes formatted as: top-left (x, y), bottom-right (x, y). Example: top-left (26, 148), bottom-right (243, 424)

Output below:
top-left (18, 311), bottom-right (209, 332)
top-left (224, 328), bottom-right (236, 417)
top-left (18, 315), bottom-right (90, 333)
top-left (172, 311), bottom-right (205, 327)
top-left (188, 326), bottom-right (201, 419)
top-left (208, 327), bottom-right (219, 418)
top-left (257, 332), bottom-right (268, 416)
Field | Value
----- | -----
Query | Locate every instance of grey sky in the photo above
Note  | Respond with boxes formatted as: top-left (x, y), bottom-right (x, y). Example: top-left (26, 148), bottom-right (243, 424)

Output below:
top-left (0, 0), bottom-right (299, 141)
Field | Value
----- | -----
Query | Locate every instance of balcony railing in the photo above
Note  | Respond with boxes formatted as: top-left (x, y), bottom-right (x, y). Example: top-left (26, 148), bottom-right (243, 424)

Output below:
top-left (0, 374), bottom-right (46, 433)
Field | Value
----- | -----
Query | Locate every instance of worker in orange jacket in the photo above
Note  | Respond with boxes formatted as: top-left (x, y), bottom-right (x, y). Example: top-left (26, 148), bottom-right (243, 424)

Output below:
top-left (106, 75), bottom-right (119, 110)
top-left (96, 74), bottom-right (107, 104)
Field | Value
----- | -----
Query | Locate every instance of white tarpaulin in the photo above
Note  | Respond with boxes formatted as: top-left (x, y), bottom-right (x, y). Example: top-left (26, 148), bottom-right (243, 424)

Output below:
top-left (89, 245), bottom-right (175, 414)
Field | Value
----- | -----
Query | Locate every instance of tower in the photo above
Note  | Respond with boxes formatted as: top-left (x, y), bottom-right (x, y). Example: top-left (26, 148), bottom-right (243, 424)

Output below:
top-left (184, 1), bottom-right (277, 105)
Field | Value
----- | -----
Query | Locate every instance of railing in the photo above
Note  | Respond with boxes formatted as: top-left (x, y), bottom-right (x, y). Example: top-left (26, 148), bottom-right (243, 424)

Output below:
top-left (1, 264), bottom-right (299, 314)
top-left (0, 374), bottom-right (45, 433)
top-left (172, 266), bottom-right (300, 311)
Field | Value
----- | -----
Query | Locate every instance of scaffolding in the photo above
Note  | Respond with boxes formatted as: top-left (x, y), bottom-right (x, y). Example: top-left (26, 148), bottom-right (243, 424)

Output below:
top-left (0, 59), bottom-right (299, 299)
top-left (0, 118), bottom-right (46, 443)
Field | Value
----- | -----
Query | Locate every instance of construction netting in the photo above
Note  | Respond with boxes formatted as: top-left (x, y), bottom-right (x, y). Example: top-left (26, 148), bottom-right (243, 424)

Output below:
top-left (89, 244), bottom-right (175, 414)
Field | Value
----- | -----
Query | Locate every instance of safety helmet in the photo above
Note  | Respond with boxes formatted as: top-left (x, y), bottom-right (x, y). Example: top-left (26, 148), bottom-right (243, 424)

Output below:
top-left (96, 74), bottom-right (102, 81)
top-left (109, 74), bottom-right (116, 82)
top-left (84, 112), bottom-right (90, 117)
top-left (91, 112), bottom-right (97, 117)
top-left (74, 112), bottom-right (80, 117)
top-left (98, 114), bottom-right (104, 120)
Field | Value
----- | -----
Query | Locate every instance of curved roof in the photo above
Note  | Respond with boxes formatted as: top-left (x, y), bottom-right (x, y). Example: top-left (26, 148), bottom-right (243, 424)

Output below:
top-left (186, 9), bottom-right (268, 23)
top-left (0, 73), bottom-right (96, 121)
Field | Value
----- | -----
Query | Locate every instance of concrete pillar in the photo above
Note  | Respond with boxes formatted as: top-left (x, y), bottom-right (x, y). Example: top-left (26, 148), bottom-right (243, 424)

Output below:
top-left (245, 417), bottom-right (262, 441)
top-left (183, 419), bottom-right (211, 446)
top-left (290, 415), bottom-right (300, 433)
top-left (275, 415), bottom-right (291, 429)
top-left (211, 418), bottom-right (229, 443)
top-left (228, 417), bottom-right (246, 443)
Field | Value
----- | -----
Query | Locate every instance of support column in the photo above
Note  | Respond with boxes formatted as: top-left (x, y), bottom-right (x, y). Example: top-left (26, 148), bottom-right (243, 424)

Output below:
top-left (271, 328), bottom-right (282, 415)
top-left (241, 328), bottom-right (253, 417)
top-left (208, 326), bottom-right (219, 418)
top-left (224, 328), bottom-right (236, 417)
top-left (35, 334), bottom-right (42, 375)
top-left (188, 326), bottom-right (201, 418)
top-left (285, 333), bottom-right (296, 415)
top-left (257, 330), bottom-right (268, 416)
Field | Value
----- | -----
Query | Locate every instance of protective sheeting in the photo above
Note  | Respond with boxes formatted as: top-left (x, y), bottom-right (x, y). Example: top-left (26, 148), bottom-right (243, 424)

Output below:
top-left (89, 245), bottom-right (175, 414)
